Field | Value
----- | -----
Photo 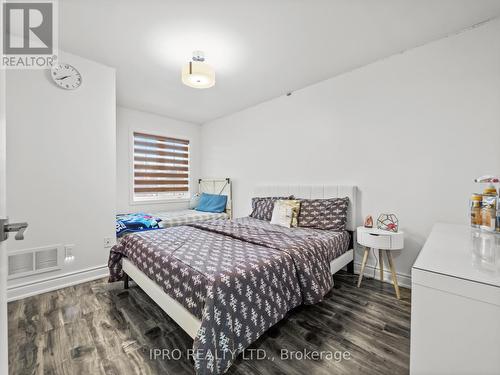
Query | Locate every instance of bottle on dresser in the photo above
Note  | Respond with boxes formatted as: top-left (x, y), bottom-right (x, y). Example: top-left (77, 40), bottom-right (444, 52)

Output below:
top-left (473, 176), bottom-right (499, 232)
top-left (496, 196), bottom-right (500, 233)
top-left (481, 185), bottom-right (497, 232)
top-left (470, 193), bottom-right (482, 228)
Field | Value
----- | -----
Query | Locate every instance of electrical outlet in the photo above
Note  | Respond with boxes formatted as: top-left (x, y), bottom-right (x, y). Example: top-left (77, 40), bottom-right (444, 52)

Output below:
top-left (64, 244), bottom-right (75, 263)
top-left (104, 237), bottom-right (114, 248)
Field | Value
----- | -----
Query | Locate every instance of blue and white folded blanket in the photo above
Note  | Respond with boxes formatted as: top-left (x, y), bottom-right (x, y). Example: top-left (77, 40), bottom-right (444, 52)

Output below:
top-left (116, 213), bottom-right (162, 237)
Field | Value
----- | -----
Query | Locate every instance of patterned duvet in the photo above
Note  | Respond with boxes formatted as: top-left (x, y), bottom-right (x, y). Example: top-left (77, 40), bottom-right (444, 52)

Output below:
top-left (108, 217), bottom-right (350, 374)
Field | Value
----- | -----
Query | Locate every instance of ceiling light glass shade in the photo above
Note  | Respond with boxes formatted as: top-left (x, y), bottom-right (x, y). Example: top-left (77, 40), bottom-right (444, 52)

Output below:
top-left (182, 61), bottom-right (215, 89)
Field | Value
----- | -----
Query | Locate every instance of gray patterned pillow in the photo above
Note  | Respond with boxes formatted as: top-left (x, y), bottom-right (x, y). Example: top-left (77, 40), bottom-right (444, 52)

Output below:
top-left (250, 196), bottom-right (294, 221)
top-left (297, 197), bottom-right (349, 230)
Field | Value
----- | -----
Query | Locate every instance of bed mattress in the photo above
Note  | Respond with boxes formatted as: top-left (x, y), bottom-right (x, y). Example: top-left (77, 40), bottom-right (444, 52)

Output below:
top-left (152, 209), bottom-right (229, 228)
top-left (108, 217), bottom-right (350, 374)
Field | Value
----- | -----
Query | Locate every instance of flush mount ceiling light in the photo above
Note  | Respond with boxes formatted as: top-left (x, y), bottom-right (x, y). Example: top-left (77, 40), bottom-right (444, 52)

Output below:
top-left (181, 50), bottom-right (215, 89)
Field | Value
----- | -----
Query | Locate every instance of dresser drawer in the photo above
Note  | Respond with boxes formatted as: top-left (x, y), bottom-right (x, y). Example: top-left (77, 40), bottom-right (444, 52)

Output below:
top-left (358, 231), bottom-right (392, 249)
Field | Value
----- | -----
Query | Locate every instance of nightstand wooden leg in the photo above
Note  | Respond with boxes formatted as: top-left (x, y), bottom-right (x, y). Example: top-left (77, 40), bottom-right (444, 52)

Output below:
top-left (379, 249), bottom-right (384, 281)
top-left (357, 247), bottom-right (370, 288)
top-left (386, 251), bottom-right (400, 299)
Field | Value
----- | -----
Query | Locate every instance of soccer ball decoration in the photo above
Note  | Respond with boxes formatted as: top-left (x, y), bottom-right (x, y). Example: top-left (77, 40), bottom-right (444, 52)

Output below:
top-left (377, 213), bottom-right (399, 232)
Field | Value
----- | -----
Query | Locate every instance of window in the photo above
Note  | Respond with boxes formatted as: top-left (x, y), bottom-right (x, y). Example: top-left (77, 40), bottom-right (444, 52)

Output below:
top-left (133, 132), bottom-right (190, 202)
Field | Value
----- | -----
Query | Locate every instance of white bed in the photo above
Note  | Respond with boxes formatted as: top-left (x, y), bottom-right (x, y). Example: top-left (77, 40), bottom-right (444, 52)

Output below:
top-left (152, 178), bottom-right (232, 227)
top-left (122, 184), bottom-right (357, 339)
top-left (254, 184), bottom-right (357, 274)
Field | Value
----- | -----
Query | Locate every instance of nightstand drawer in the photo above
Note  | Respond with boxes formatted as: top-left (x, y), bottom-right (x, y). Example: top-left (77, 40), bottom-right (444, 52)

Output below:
top-left (358, 231), bottom-right (392, 249)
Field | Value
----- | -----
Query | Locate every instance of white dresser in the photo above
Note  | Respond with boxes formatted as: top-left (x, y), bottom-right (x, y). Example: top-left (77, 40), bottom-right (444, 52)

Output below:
top-left (410, 223), bottom-right (500, 375)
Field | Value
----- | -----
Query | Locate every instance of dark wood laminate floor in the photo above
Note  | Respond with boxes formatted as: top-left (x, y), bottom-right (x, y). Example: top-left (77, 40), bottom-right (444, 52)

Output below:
top-left (8, 272), bottom-right (411, 375)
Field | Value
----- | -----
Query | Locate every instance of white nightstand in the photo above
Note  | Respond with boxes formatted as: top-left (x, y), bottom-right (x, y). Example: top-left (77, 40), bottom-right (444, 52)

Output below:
top-left (356, 226), bottom-right (404, 299)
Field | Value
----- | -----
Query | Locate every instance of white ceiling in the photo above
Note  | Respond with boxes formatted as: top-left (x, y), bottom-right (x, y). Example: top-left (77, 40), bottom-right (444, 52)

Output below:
top-left (60, 0), bottom-right (500, 124)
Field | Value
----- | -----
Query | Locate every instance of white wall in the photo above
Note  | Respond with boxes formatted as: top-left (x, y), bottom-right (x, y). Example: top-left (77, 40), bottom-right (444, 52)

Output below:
top-left (201, 20), bottom-right (500, 285)
top-left (116, 106), bottom-right (201, 214)
top-left (6, 51), bottom-right (116, 299)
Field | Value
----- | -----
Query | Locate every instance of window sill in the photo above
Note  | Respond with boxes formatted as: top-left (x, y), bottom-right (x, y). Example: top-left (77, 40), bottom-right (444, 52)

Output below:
top-left (130, 198), bottom-right (190, 206)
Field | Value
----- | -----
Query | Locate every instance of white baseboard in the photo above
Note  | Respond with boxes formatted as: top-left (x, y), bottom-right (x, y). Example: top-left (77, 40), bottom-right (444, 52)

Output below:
top-left (354, 262), bottom-right (411, 289)
top-left (7, 264), bottom-right (109, 302)
top-left (6, 260), bottom-right (408, 301)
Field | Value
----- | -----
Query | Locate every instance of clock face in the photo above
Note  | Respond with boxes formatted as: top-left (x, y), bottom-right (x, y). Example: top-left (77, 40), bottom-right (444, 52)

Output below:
top-left (51, 64), bottom-right (82, 90)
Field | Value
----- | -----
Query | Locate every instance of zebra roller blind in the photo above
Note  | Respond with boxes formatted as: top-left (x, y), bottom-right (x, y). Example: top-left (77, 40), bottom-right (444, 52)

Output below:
top-left (133, 132), bottom-right (190, 201)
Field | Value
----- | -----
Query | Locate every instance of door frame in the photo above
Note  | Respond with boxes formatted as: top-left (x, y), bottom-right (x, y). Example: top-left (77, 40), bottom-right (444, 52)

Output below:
top-left (1, 0), bottom-right (8, 372)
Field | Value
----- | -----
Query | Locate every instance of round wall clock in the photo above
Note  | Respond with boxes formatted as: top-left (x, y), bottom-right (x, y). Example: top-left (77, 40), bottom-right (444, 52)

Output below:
top-left (50, 63), bottom-right (82, 90)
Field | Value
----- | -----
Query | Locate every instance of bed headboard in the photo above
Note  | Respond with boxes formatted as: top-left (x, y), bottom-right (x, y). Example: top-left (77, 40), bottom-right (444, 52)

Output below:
top-left (199, 178), bottom-right (233, 218)
top-left (254, 185), bottom-right (358, 231)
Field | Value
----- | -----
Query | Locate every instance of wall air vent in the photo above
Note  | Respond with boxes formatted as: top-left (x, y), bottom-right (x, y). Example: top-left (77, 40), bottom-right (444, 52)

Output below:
top-left (8, 245), bottom-right (63, 280)
top-left (8, 252), bottom-right (33, 276)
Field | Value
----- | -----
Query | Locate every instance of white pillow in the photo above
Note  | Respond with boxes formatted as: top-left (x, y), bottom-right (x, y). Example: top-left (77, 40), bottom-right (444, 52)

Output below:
top-left (271, 200), bottom-right (299, 228)
top-left (189, 193), bottom-right (200, 209)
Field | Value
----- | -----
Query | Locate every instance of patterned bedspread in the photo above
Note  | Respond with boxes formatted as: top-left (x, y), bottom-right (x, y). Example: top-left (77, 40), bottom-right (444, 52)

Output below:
top-left (108, 217), bottom-right (350, 374)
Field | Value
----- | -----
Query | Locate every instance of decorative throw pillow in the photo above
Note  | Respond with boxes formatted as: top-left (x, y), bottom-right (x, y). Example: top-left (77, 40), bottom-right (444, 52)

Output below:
top-left (250, 196), bottom-right (294, 221)
top-left (270, 200), bottom-right (301, 228)
top-left (196, 193), bottom-right (228, 213)
top-left (297, 197), bottom-right (349, 230)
